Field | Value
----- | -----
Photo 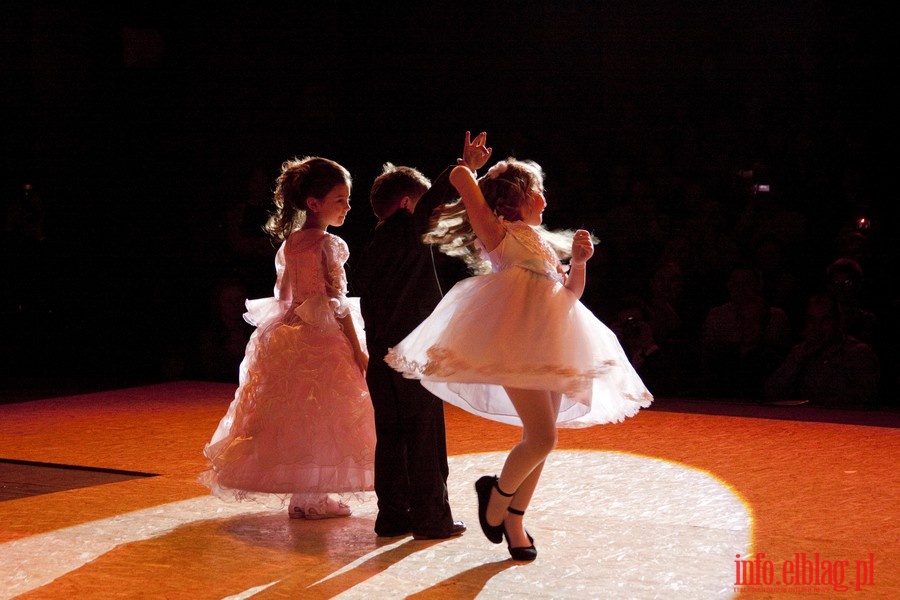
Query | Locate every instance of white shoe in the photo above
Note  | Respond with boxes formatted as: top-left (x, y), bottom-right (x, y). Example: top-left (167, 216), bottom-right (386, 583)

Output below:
top-left (289, 494), bottom-right (351, 520)
top-left (306, 495), bottom-right (352, 519)
top-left (288, 493), bottom-right (309, 519)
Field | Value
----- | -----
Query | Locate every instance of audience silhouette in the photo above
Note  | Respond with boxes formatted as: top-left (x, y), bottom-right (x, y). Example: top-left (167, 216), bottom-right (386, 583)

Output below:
top-left (765, 293), bottom-right (879, 408)
top-left (699, 264), bottom-right (792, 399)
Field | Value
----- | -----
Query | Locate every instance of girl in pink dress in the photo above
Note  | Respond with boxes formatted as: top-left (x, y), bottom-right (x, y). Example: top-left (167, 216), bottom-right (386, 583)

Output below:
top-left (387, 153), bottom-right (652, 559)
top-left (200, 156), bottom-right (375, 519)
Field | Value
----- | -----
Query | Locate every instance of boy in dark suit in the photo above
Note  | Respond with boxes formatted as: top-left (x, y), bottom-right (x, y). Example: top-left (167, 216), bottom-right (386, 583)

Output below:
top-left (353, 132), bottom-right (491, 539)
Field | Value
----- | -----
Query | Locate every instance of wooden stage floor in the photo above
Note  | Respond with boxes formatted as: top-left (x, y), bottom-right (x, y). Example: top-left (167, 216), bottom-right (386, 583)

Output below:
top-left (1, 381), bottom-right (898, 599)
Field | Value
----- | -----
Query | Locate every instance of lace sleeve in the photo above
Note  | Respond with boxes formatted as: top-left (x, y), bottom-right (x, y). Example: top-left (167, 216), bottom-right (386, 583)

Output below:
top-left (322, 233), bottom-right (351, 315)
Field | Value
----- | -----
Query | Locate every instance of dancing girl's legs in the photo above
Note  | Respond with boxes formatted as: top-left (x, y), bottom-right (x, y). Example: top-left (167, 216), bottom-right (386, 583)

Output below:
top-left (485, 388), bottom-right (561, 548)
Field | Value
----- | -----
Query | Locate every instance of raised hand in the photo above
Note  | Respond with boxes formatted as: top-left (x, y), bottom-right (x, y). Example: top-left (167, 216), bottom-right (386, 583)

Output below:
top-left (459, 131), bottom-right (492, 172)
top-left (571, 229), bottom-right (595, 265)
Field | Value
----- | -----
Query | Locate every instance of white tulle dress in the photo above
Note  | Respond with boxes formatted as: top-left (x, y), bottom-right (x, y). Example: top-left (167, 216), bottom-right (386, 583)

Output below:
top-left (386, 220), bottom-right (653, 428)
top-left (199, 229), bottom-right (375, 505)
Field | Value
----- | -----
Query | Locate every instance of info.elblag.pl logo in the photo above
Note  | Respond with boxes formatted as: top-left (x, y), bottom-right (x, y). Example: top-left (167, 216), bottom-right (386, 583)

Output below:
top-left (734, 552), bottom-right (875, 594)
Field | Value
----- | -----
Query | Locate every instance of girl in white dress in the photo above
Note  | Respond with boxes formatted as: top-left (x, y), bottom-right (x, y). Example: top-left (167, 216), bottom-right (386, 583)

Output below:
top-left (387, 152), bottom-right (652, 559)
top-left (200, 157), bottom-right (375, 519)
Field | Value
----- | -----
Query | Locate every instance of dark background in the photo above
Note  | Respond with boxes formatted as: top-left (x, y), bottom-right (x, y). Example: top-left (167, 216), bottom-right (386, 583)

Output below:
top-left (1, 2), bottom-right (892, 398)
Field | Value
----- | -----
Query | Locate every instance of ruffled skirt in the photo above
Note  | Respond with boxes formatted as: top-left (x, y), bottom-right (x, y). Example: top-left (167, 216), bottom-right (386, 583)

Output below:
top-left (386, 267), bottom-right (652, 428)
top-left (199, 295), bottom-right (375, 503)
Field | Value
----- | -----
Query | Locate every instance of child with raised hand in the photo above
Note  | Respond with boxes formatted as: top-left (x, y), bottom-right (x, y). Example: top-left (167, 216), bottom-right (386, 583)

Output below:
top-left (387, 151), bottom-right (653, 560)
top-left (353, 131), bottom-right (491, 540)
top-left (200, 156), bottom-right (375, 520)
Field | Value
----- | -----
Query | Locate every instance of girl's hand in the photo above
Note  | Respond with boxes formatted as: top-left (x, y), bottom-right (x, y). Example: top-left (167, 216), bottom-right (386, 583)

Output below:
top-left (571, 229), bottom-right (595, 265)
top-left (459, 131), bottom-right (492, 172)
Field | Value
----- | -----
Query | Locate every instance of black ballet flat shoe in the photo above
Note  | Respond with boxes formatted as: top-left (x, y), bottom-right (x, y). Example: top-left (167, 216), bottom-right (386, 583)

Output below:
top-left (474, 475), bottom-right (508, 544)
top-left (504, 507), bottom-right (537, 561)
top-left (505, 530), bottom-right (537, 561)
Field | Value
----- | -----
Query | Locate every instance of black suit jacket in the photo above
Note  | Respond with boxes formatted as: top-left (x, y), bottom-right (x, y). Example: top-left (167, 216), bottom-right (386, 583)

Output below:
top-left (352, 166), bottom-right (469, 353)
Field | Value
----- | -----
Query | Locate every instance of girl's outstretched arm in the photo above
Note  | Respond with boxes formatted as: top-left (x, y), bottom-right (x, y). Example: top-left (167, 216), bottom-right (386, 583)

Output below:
top-left (449, 165), bottom-right (505, 252)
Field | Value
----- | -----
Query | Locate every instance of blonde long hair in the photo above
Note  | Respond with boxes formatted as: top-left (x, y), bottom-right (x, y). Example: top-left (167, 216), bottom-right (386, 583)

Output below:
top-left (425, 158), bottom-right (590, 274)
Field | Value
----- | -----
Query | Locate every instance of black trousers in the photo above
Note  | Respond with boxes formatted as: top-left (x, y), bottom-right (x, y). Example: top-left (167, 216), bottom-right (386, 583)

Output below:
top-left (366, 349), bottom-right (452, 535)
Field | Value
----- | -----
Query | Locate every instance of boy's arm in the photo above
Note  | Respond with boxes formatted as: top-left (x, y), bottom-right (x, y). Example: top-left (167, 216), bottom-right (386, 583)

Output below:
top-left (413, 131), bottom-right (492, 233)
top-left (412, 165), bottom-right (456, 233)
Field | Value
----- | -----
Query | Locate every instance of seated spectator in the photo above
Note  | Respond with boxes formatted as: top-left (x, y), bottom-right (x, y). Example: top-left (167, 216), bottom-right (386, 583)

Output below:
top-left (826, 256), bottom-right (877, 346)
top-left (752, 235), bottom-right (807, 329)
top-left (610, 294), bottom-right (697, 396)
top-left (700, 264), bottom-right (792, 398)
top-left (223, 165), bottom-right (278, 298)
top-left (765, 293), bottom-right (879, 408)
top-left (645, 260), bottom-right (686, 344)
top-left (196, 276), bottom-right (253, 382)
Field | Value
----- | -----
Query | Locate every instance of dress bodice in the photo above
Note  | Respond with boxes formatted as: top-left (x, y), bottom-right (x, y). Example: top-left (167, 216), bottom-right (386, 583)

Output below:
top-left (276, 230), bottom-right (349, 305)
top-left (243, 230), bottom-right (352, 331)
top-left (487, 221), bottom-right (564, 283)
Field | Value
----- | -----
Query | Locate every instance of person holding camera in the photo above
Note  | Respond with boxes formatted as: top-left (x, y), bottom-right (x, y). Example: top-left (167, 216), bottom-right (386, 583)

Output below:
top-left (610, 294), bottom-right (690, 396)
